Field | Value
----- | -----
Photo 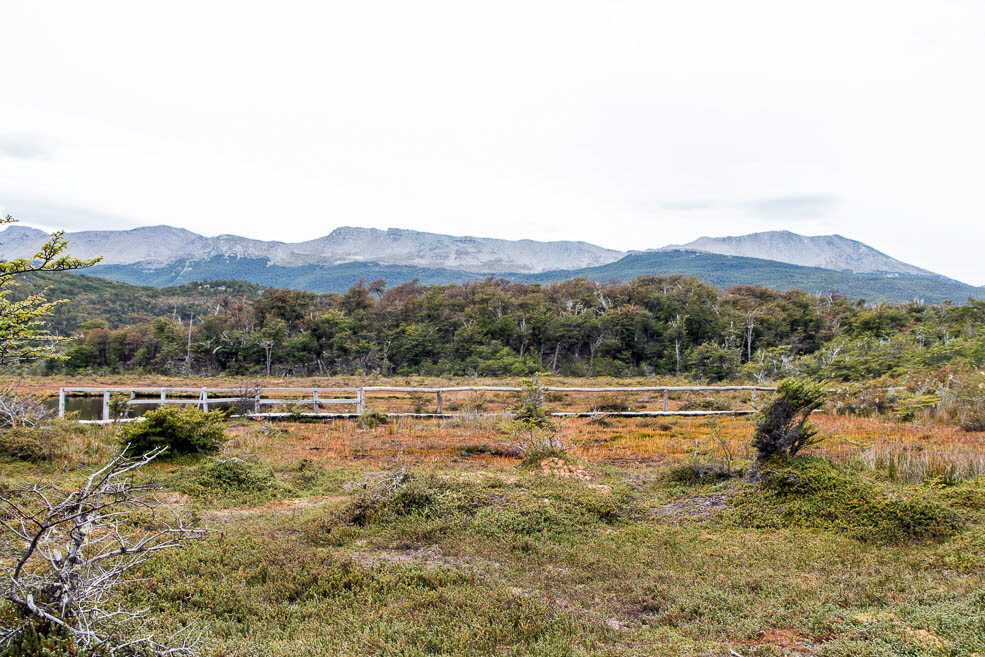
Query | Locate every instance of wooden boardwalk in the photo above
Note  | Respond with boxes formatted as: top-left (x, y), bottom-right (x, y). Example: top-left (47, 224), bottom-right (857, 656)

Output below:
top-left (58, 384), bottom-right (775, 423)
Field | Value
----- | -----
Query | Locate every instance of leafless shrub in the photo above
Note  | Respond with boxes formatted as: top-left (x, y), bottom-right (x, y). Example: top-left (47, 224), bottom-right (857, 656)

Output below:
top-left (0, 447), bottom-right (215, 654)
top-left (234, 380), bottom-right (263, 415)
top-left (0, 387), bottom-right (51, 429)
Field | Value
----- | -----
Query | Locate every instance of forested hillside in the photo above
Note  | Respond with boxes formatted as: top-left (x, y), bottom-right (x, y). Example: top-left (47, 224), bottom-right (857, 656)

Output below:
top-left (79, 250), bottom-right (985, 303)
top-left (10, 272), bottom-right (265, 334)
top-left (43, 274), bottom-right (985, 382)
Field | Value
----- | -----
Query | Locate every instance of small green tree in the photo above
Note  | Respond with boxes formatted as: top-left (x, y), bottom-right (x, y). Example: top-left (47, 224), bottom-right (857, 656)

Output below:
top-left (0, 215), bottom-right (101, 364)
top-left (750, 378), bottom-right (828, 472)
top-left (502, 379), bottom-right (565, 460)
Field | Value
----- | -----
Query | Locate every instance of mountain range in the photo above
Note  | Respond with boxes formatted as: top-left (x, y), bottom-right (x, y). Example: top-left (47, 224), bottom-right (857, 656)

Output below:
top-left (1, 224), bottom-right (981, 304)
top-left (0, 225), bottom-right (621, 273)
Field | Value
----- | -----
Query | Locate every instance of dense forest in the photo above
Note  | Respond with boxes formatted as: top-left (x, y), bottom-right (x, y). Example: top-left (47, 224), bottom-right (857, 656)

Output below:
top-left (33, 274), bottom-right (985, 383)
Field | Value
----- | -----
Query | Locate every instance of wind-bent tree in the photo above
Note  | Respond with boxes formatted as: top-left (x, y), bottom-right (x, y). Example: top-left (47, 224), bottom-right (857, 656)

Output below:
top-left (0, 215), bottom-right (101, 364)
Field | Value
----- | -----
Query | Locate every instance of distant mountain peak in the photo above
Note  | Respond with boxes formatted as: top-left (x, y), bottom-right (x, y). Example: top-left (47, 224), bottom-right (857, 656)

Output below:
top-left (0, 224), bottom-right (48, 238)
top-left (0, 224), bottom-right (625, 274)
top-left (659, 230), bottom-right (934, 276)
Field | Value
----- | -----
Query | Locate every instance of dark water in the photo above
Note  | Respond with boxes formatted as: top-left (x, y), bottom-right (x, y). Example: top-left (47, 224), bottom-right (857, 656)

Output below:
top-left (44, 397), bottom-right (238, 421)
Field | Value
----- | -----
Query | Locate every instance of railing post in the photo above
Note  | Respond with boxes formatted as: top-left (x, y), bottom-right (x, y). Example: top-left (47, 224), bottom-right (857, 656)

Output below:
top-left (160, 389), bottom-right (167, 403)
top-left (102, 391), bottom-right (110, 422)
top-left (435, 390), bottom-right (443, 414)
top-left (201, 388), bottom-right (209, 412)
top-left (662, 390), bottom-right (669, 412)
top-left (255, 389), bottom-right (262, 414)
top-left (313, 390), bottom-right (319, 413)
top-left (357, 388), bottom-right (365, 414)
top-left (58, 389), bottom-right (66, 418)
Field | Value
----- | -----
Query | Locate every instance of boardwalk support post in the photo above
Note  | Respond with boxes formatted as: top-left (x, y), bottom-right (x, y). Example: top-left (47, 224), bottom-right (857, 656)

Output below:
top-left (435, 390), bottom-right (443, 414)
top-left (102, 391), bottom-right (110, 422)
top-left (313, 390), bottom-right (319, 413)
top-left (663, 390), bottom-right (669, 412)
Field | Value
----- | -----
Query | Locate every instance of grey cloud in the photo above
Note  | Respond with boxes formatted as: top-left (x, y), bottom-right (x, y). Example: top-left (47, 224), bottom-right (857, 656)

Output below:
top-left (660, 195), bottom-right (838, 220)
top-left (657, 200), bottom-right (721, 212)
top-left (0, 135), bottom-right (53, 160)
top-left (0, 197), bottom-right (138, 231)
top-left (741, 195), bottom-right (839, 220)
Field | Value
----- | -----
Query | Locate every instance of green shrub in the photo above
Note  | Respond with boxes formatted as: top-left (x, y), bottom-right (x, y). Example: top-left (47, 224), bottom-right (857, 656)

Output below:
top-left (119, 406), bottom-right (227, 456)
top-left (930, 529), bottom-right (985, 572)
top-left (678, 395), bottom-right (731, 412)
top-left (589, 394), bottom-right (630, 413)
top-left (726, 458), bottom-right (960, 541)
top-left (337, 471), bottom-right (485, 526)
top-left (0, 616), bottom-right (76, 657)
top-left (0, 427), bottom-right (55, 463)
top-left (178, 458), bottom-right (284, 506)
top-left (473, 499), bottom-right (580, 539)
top-left (356, 410), bottom-right (389, 429)
top-left (936, 475), bottom-right (985, 512)
top-left (457, 443), bottom-right (522, 459)
top-left (666, 461), bottom-right (738, 485)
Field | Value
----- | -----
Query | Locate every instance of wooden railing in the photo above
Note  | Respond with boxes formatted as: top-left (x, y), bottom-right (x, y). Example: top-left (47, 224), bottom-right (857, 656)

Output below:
top-left (57, 385), bottom-right (776, 423)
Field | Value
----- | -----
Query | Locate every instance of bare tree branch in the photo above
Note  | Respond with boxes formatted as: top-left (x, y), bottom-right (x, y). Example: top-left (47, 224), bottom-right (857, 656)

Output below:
top-left (0, 448), bottom-right (215, 655)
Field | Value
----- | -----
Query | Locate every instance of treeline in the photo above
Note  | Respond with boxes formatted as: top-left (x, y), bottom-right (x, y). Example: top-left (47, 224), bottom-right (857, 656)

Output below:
top-left (13, 273), bottom-right (265, 335)
top-left (47, 276), bottom-right (985, 381)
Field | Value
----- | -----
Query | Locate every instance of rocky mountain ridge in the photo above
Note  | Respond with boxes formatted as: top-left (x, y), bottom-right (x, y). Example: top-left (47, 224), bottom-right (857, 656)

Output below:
top-left (658, 230), bottom-right (934, 276)
top-left (0, 225), bottom-right (624, 274)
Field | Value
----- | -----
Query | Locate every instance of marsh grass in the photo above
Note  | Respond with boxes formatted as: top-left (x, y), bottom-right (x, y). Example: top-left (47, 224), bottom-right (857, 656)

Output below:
top-left (4, 397), bottom-right (985, 656)
top-left (856, 441), bottom-right (985, 484)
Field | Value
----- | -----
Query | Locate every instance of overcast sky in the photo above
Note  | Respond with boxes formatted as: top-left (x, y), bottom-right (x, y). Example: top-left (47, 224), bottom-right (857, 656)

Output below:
top-left (1, 1), bottom-right (983, 284)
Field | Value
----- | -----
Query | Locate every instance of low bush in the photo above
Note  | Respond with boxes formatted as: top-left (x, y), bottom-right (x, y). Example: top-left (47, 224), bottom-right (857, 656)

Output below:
top-left (337, 471), bottom-right (486, 527)
top-left (472, 498), bottom-right (583, 540)
top-left (936, 475), bottom-right (985, 513)
top-left (589, 394), bottom-right (630, 413)
top-left (930, 529), bottom-right (985, 572)
top-left (118, 406), bottom-right (227, 456)
top-left (178, 458), bottom-right (285, 506)
top-left (472, 486), bottom-right (628, 542)
top-left (0, 427), bottom-right (55, 463)
top-left (0, 616), bottom-right (76, 657)
top-left (457, 443), bottom-right (522, 459)
top-left (356, 410), bottom-right (389, 429)
top-left (666, 461), bottom-right (739, 485)
top-left (726, 458), bottom-right (960, 541)
top-left (678, 395), bottom-right (731, 412)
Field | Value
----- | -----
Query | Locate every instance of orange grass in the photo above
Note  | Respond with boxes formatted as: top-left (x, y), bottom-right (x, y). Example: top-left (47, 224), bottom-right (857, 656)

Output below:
top-left (218, 411), bottom-right (985, 482)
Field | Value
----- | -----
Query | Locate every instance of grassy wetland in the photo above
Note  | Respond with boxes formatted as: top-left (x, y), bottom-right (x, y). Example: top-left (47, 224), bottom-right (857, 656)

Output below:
top-left (1, 378), bottom-right (984, 656)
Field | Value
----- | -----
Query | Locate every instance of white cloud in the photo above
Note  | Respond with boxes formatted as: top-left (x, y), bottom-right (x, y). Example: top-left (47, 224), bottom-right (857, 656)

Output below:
top-left (0, 0), bottom-right (982, 284)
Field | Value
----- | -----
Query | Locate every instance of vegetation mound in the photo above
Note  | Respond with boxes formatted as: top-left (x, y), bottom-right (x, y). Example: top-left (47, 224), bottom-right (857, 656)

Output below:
top-left (726, 458), bottom-right (960, 541)
top-left (0, 427), bottom-right (56, 463)
top-left (178, 458), bottom-right (284, 506)
top-left (337, 472), bottom-right (487, 527)
top-left (120, 406), bottom-right (227, 456)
